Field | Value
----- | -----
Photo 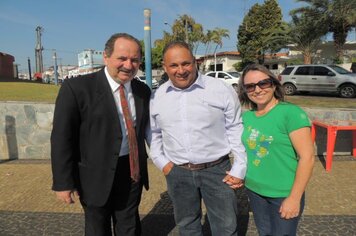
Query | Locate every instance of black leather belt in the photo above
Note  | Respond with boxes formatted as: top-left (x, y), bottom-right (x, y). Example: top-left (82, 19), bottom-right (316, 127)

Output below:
top-left (178, 155), bottom-right (229, 171)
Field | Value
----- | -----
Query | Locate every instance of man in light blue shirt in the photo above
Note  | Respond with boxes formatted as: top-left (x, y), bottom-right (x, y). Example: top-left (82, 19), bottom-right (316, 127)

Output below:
top-left (150, 41), bottom-right (247, 235)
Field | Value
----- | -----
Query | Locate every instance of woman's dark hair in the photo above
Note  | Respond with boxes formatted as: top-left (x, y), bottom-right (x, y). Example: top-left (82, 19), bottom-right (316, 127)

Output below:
top-left (237, 63), bottom-right (284, 110)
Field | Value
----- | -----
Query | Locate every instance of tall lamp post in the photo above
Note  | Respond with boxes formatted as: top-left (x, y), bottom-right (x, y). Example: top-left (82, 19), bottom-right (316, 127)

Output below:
top-left (53, 50), bottom-right (59, 85)
top-left (164, 21), bottom-right (171, 29)
top-left (144, 9), bottom-right (152, 89)
top-left (184, 19), bottom-right (189, 44)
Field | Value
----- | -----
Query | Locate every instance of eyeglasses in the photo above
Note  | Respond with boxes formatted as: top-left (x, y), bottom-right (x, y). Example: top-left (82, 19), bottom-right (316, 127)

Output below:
top-left (243, 78), bottom-right (274, 93)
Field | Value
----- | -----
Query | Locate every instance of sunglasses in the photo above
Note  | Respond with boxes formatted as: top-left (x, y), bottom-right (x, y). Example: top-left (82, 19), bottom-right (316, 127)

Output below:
top-left (243, 78), bottom-right (274, 93)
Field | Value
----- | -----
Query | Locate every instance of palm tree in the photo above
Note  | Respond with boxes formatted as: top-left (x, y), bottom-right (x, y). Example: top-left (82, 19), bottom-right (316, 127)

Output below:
top-left (293, 0), bottom-right (356, 63)
top-left (288, 12), bottom-right (327, 64)
top-left (171, 14), bottom-right (204, 51)
top-left (210, 28), bottom-right (230, 71)
top-left (263, 12), bottom-right (327, 64)
top-left (201, 28), bottom-right (229, 72)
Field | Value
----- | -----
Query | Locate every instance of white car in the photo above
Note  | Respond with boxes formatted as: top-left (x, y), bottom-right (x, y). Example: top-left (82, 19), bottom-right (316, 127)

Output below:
top-left (135, 75), bottom-right (159, 89)
top-left (205, 71), bottom-right (240, 91)
top-left (279, 64), bottom-right (356, 98)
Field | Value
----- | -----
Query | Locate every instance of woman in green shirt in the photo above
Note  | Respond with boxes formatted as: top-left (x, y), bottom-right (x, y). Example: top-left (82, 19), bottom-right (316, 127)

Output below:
top-left (237, 64), bottom-right (314, 236)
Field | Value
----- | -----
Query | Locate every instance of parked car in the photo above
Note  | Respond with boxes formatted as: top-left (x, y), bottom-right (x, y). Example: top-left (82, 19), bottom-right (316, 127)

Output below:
top-left (135, 75), bottom-right (159, 89)
top-left (351, 62), bottom-right (356, 73)
top-left (205, 71), bottom-right (240, 91)
top-left (278, 64), bottom-right (356, 98)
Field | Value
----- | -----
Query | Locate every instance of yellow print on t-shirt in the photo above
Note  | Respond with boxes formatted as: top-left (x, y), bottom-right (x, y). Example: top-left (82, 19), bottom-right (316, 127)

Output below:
top-left (246, 127), bottom-right (274, 166)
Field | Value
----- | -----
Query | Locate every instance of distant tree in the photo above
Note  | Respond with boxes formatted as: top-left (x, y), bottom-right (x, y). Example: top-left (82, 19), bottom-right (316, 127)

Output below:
top-left (200, 28), bottom-right (230, 72)
top-left (151, 31), bottom-right (173, 69)
top-left (237, 4), bottom-right (263, 64)
top-left (210, 28), bottom-right (230, 56)
top-left (139, 40), bottom-right (145, 72)
top-left (170, 14), bottom-right (204, 53)
top-left (237, 0), bottom-right (284, 64)
top-left (288, 12), bottom-right (327, 64)
top-left (293, 0), bottom-right (356, 63)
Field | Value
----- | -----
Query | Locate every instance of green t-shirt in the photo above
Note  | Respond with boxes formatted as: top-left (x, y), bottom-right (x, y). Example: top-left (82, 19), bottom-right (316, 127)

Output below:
top-left (242, 102), bottom-right (310, 197)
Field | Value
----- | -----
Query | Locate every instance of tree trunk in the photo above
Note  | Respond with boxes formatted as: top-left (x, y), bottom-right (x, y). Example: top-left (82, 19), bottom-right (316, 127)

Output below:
top-left (303, 51), bottom-right (312, 64)
top-left (333, 23), bottom-right (348, 64)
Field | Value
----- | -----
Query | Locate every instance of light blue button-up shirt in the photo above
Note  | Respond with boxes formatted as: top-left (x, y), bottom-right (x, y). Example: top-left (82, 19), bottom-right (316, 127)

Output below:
top-left (105, 67), bottom-right (135, 156)
top-left (150, 73), bottom-right (247, 179)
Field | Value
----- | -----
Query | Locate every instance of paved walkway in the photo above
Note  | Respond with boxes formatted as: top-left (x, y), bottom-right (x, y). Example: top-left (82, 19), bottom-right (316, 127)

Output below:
top-left (0, 156), bottom-right (355, 235)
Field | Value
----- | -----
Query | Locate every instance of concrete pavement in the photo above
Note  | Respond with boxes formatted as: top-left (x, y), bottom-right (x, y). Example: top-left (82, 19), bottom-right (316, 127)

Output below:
top-left (0, 156), bottom-right (355, 235)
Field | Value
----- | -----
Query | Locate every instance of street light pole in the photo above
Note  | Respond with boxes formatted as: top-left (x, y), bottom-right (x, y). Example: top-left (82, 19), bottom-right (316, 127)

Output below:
top-left (53, 50), bottom-right (58, 85)
top-left (144, 9), bottom-right (152, 89)
top-left (184, 19), bottom-right (189, 44)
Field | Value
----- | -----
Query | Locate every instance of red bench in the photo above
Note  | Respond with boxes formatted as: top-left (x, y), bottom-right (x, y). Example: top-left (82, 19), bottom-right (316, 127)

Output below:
top-left (311, 120), bottom-right (356, 171)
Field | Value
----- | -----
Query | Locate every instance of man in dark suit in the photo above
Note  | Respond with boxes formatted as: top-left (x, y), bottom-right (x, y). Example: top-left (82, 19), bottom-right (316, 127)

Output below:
top-left (51, 33), bottom-right (151, 236)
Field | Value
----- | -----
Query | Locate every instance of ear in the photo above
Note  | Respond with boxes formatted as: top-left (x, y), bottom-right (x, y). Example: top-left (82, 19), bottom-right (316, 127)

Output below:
top-left (162, 62), bottom-right (167, 73)
top-left (103, 52), bottom-right (108, 65)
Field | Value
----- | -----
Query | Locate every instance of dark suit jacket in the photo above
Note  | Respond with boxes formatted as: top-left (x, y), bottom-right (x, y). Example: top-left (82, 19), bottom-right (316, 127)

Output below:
top-left (51, 69), bottom-right (150, 207)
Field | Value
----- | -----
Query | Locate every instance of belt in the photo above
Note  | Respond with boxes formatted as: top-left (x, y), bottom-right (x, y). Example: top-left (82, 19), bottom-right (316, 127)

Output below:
top-left (178, 155), bottom-right (229, 171)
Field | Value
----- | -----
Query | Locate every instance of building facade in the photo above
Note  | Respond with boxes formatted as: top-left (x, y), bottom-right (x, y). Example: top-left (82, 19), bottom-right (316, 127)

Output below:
top-left (77, 49), bottom-right (105, 75)
top-left (0, 52), bottom-right (15, 79)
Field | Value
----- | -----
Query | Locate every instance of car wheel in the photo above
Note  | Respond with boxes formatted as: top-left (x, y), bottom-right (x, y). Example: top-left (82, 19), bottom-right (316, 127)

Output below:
top-left (283, 83), bottom-right (296, 95)
top-left (232, 84), bottom-right (238, 93)
top-left (339, 84), bottom-right (356, 98)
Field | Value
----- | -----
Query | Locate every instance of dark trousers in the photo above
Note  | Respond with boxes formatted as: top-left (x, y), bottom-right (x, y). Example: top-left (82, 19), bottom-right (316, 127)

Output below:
top-left (81, 156), bottom-right (143, 236)
top-left (247, 189), bottom-right (305, 236)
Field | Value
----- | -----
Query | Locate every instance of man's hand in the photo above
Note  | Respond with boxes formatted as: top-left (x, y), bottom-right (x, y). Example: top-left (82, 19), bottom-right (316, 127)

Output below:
top-left (55, 190), bottom-right (79, 204)
top-left (223, 171), bottom-right (244, 189)
top-left (162, 162), bottom-right (174, 176)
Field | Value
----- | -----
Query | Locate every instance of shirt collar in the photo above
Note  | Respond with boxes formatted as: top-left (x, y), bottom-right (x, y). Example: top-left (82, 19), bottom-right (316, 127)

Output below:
top-left (105, 66), bottom-right (132, 93)
top-left (165, 72), bottom-right (205, 92)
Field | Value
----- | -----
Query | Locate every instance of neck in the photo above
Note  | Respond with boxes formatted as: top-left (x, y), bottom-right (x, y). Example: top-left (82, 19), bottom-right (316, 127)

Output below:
top-left (255, 98), bottom-right (278, 116)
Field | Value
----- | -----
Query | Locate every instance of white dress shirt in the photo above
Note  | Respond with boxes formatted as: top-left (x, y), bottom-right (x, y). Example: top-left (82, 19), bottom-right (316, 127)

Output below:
top-left (105, 67), bottom-right (136, 156)
top-left (150, 73), bottom-right (247, 179)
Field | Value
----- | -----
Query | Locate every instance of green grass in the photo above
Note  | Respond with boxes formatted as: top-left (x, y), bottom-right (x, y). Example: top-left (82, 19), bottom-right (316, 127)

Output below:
top-left (285, 94), bottom-right (356, 109)
top-left (0, 81), bottom-right (355, 109)
top-left (0, 82), bottom-right (60, 103)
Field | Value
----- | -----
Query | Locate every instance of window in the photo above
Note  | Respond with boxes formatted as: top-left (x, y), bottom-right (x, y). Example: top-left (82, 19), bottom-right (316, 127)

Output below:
top-left (329, 65), bottom-right (351, 74)
top-left (217, 73), bottom-right (226, 78)
top-left (206, 72), bottom-right (216, 78)
top-left (313, 66), bottom-right (331, 76)
top-left (295, 66), bottom-right (310, 75)
top-left (281, 67), bottom-right (294, 75)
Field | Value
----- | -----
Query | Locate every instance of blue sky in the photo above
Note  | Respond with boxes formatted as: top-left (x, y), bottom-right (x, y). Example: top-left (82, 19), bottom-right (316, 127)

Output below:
top-left (1, 0), bottom-right (307, 72)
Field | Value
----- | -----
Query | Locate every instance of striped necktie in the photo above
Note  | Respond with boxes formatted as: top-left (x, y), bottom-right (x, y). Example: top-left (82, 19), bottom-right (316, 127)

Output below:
top-left (119, 84), bottom-right (140, 182)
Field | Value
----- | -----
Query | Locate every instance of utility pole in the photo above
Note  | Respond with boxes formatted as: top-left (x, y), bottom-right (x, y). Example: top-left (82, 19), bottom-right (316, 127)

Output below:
top-left (27, 57), bottom-right (32, 80)
top-left (184, 19), bottom-right (189, 44)
top-left (35, 26), bottom-right (44, 74)
top-left (53, 50), bottom-right (58, 85)
top-left (58, 58), bottom-right (63, 79)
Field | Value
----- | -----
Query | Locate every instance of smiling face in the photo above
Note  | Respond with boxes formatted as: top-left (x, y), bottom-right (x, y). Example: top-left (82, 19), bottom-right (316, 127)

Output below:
top-left (243, 70), bottom-right (277, 110)
top-left (103, 37), bottom-right (141, 84)
top-left (162, 45), bottom-right (197, 89)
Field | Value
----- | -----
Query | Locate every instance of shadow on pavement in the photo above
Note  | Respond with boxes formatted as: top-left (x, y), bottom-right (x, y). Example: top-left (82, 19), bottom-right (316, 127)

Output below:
top-left (141, 191), bottom-right (175, 236)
